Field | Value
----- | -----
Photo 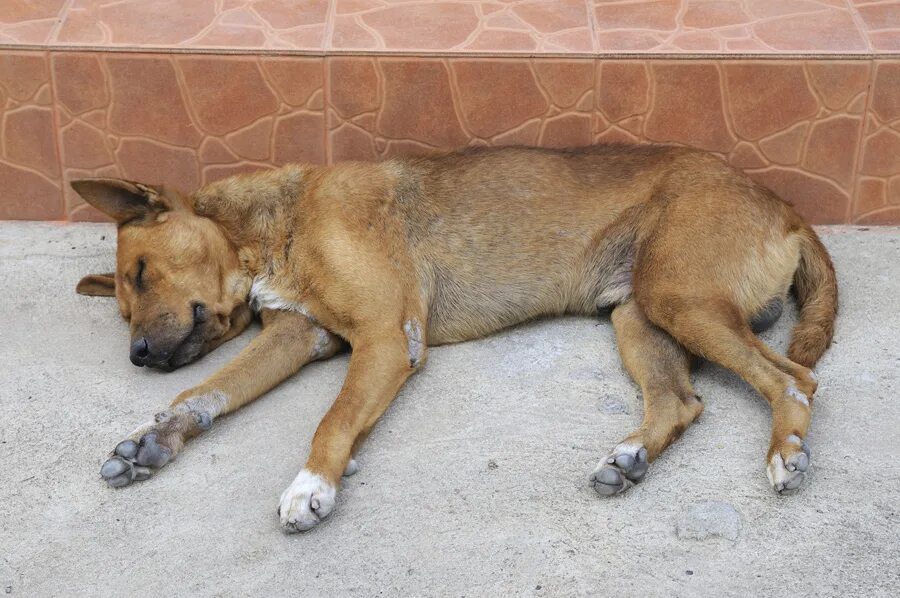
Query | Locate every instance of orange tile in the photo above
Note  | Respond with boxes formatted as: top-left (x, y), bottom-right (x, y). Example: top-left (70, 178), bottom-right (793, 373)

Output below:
top-left (751, 168), bottom-right (849, 224)
top-left (0, 52), bottom-right (63, 220)
top-left (723, 63), bottom-right (818, 141)
top-left (0, 6), bottom-right (897, 227)
top-left (177, 57), bottom-right (279, 136)
top-left (643, 62), bottom-right (736, 153)
top-left (596, 62), bottom-right (650, 122)
top-left (0, 0), bottom-right (67, 45)
top-left (853, 1), bottom-right (900, 50)
top-left (330, 0), bottom-right (592, 54)
top-left (51, 52), bottom-right (325, 220)
top-left (591, 0), bottom-right (870, 54)
top-left (452, 61), bottom-right (550, 138)
top-left (106, 55), bottom-right (202, 146)
top-left (378, 60), bottom-right (468, 146)
top-left (853, 61), bottom-right (900, 223)
top-left (55, 0), bottom-right (327, 50)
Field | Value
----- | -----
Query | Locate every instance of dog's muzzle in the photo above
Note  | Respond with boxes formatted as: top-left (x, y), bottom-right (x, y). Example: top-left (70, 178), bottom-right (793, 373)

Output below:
top-left (129, 303), bottom-right (208, 369)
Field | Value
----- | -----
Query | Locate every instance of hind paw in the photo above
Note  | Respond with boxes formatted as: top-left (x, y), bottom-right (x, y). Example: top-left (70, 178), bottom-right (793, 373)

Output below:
top-left (767, 435), bottom-right (811, 494)
top-left (590, 443), bottom-right (649, 496)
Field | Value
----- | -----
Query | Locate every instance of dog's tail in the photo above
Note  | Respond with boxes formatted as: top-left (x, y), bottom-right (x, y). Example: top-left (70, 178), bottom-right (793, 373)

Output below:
top-left (788, 225), bottom-right (838, 368)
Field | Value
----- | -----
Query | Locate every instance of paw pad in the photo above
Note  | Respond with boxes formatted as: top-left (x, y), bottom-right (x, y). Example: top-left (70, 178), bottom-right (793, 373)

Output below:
top-left (99, 420), bottom-right (186, 488)
top-left (134, 432), bottom-right (173, 469)
top-left (590, 444), bottom-right (649, 496)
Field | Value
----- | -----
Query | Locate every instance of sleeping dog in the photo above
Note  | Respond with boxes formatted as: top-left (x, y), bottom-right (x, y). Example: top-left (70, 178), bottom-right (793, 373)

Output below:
top-left (73, 144), bottom-right (837, 533)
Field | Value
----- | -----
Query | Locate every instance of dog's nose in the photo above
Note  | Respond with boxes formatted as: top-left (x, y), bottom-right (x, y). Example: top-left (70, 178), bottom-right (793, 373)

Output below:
top-left (130, 337), bottom-right (150, 366)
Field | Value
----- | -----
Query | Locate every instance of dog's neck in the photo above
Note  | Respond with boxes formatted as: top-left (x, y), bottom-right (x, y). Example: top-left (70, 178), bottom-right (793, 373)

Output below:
top-left (189, 164), bottom-right (310, 277)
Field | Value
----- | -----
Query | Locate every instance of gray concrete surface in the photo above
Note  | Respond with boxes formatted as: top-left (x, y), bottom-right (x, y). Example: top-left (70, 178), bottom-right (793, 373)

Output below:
top-left (1, 222), bottom-right (898, 597)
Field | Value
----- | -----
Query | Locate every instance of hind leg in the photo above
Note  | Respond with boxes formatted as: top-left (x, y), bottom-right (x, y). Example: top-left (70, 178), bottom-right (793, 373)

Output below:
top-left (590, 300), bottom-right (704, 496)
top-left (640, 295), bottom-right (816, 493)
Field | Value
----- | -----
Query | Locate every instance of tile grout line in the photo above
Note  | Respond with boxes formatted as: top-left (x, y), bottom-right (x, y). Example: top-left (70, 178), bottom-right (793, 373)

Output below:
top-left (844, 0), bottom-right (875, 54)
top-left (46, 0), bottom-right (75, 46)
top-left (45, 50), bottom-right (67, 220)
top-left (584, 0), bottom-right (599, 55)
top-left (324, 0), bottom-right (336, 54)
top-left (848, 59), bottom-right (878, 224)
top-left (323, 0), bottom-right (338, 165)
top-left (0, 43), bottom-right (894, 61)
top-left (323, 56), bottom-right (331, 165)
top-left (591, 57), bottom-right (598, 142)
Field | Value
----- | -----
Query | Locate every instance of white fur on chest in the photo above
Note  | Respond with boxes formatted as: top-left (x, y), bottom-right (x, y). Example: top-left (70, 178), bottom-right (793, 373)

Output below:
top-left (249, 276), bottom-right (312, 317)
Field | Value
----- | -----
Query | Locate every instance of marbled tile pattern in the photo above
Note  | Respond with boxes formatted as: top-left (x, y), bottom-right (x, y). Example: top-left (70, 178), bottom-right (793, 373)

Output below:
top-left (328, 57), bottom-right (876, 223)
top-left (0, 1), bottom-right (898, 55)
top-left (0, 0), bottom-right (67, 46)
top-left (0, 53), bottom-right (886, 223)
top-left (0, 0), bottom-right (899, 223)
top-left (52, 53), bottom-right (324, 220)
top-left (0, 52), bottom-right (63, 219)
top-left (331, 0), bottom-right (594, 53)
top-left (326, 58), bottom-right (595, 160)
top-left (853, 60), bottom-right (900, 223)
top-left (852, 0), bottom-right (900, 52)
top-left (55, 0), bottom-right (329, 51)
top-left (590, 0), bottom-right (873, 54)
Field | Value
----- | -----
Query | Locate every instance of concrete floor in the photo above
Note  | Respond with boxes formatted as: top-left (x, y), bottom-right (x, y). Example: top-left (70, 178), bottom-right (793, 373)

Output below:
top-left (1, 223), bottom-right (898, 597)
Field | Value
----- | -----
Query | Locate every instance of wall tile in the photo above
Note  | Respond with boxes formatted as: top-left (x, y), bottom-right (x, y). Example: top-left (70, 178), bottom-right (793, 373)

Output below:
top-left (853, 61), bottom-right (900, 224)
top-left (52, 52), bottom-right (324, 221)
top-left (331, 0), bottom-right (593, 53)
top-left (55, 0), bottom-right (327, 51)
top-left (852, 1), bottom-right (900, 52)
top-left (326, 57), bottom-right (594, 163)
top-left (0, 0), bottom-right (67, 45)
top-left (592, 60), bottom-right (869, 224)
top-left (0, 45), bottom-right (892, 224)
top-left (0, 52), bottom-right (63, 219)
top-left (591, 0), bottom-right (869, 54)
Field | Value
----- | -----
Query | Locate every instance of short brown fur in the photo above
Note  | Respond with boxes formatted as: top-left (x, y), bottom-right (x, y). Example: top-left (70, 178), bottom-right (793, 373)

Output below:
top-left (75, 144), bottom-right (837, 531)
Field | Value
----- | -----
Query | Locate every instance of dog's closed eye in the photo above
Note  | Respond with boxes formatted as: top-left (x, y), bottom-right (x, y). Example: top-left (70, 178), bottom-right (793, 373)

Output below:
top-left (134, 258), bottom-right (146, 291)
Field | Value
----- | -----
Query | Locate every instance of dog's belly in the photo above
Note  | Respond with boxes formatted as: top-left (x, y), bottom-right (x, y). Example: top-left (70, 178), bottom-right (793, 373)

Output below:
top-left (422, 230), bottom-right (633, 345)
top-left (426, 271), bottom-right (574, 344)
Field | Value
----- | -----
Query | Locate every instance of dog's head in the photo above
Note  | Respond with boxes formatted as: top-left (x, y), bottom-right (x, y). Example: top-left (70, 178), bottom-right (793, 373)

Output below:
top-left (73, 178), bottom-right (253, 370)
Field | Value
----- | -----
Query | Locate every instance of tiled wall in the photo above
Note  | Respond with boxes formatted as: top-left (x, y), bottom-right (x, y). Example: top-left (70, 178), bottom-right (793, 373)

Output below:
top-left (1, 50), bottom-right (898, 223)
top-left (51, 53), bottom-right (325, 220)
top-left (3, 1), bottom-right (897, 54)
top-left (0, 52), bottom-right (62, 219)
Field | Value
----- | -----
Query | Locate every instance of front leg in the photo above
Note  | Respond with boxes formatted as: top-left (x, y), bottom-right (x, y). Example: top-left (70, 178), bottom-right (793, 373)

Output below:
top-left (100, 310), bottom-right (343, 487)
top-left (279, 322), bottom-right (423, 532)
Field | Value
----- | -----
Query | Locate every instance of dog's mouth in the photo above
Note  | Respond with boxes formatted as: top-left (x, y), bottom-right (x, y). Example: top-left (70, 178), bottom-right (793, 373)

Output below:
top-left (139, 304), bottom-right (214, 371)
top-left (157, 329), bottom-right (206, 370)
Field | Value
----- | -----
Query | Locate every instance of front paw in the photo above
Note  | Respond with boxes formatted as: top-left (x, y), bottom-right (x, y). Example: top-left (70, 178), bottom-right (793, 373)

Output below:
top-left (99, 408), bottom-right (210, 488)
top-left (278, 470), bottom-right (337, 533)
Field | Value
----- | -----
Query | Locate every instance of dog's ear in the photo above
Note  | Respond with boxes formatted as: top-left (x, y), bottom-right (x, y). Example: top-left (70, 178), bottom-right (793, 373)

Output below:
top-left (76, 272), bottom-right (116, 297)
top-left (70, 178), bottom-right (170, 225)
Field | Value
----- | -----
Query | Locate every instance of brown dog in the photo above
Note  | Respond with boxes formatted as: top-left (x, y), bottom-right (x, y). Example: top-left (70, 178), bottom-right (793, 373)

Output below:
top-left (74, 144), bottom-right (837, 532)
